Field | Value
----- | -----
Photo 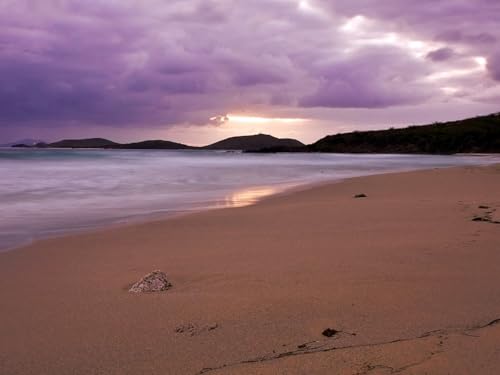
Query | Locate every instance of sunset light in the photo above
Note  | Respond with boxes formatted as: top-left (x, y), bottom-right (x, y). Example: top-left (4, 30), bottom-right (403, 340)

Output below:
top-left (226, 115), bottom-right (308, 124)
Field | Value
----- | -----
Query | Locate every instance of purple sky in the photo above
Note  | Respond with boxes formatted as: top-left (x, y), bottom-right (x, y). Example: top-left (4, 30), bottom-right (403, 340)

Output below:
top-left (1, 0), bottom-right (499, 145)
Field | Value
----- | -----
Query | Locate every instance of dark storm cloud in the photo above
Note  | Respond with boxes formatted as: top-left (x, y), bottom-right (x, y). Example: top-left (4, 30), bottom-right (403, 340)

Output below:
top-left (0, 0), bottom-right (499, 138)
top-left (300, 48), bottom-right (433, 108)
top-left (426, 47), bottom-right (456, 62)
top-left (435, 30), bottom-right (497, 45)
top-left (486, 52), bottom-right (500, 81)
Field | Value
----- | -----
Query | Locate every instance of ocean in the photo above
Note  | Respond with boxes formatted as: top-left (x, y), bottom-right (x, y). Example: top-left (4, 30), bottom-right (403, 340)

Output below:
top-left (1, 148), bottom-right (498, 251)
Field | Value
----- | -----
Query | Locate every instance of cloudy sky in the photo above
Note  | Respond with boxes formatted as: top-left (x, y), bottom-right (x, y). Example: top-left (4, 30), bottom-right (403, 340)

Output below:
top-left (1, 0), bottom-right (499, 145)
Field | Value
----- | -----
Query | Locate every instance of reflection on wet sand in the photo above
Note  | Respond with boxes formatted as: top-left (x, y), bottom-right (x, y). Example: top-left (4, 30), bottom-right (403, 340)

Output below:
top-left (226, 186), bottom-right (280, 207)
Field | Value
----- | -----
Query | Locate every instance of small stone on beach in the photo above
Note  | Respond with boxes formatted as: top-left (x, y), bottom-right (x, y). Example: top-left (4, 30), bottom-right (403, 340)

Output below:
top-left (322, 328), bottom-right (339, 337)
top-left (472, 216), bottom-right (491, 222)
top-left (129, 270), bottom-right (172, 293)
top-left (207, 323), bottom-right (218, 331)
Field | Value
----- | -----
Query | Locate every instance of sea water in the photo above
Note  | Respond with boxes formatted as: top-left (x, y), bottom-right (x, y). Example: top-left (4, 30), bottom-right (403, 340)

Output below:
top-left (0, 148), bottom-right (498, 251)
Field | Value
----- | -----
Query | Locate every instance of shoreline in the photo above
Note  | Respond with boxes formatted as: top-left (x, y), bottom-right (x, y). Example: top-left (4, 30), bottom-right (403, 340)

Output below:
top-left (0, 180), bottom-right (307, 254)
top-left (3, 161), bottom-right (497, 255)
top-left (1, 164), bottom-right (500, 374)
top-left (0, 170), bottom-right (438, 254)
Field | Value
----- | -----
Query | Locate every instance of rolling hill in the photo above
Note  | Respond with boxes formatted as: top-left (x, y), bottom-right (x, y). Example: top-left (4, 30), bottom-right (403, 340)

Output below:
top-left (204, 134), bottom-right (304, 151)
top-left (107, 140), bottom-right (192, 150)
top-left (310, 113), bottom-right (500, 154)
top-left (252, 113), bottom-right (500, 154)
top-left (48, 138), bottom-right (119, 148)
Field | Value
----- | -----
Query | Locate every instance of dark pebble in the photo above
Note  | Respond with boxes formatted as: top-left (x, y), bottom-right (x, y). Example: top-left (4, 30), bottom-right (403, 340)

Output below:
top-left (322, 328), bottom-right (339, 337)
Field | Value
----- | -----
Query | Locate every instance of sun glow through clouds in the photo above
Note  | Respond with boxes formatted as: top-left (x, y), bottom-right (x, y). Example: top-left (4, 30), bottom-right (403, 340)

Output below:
top-left (340, 15), bottom-right (436, 58)
top-left (441, 86), bottom-right (459, 95)
top-left (474, 56), bottom-right (487, 69)
top-left (427, 56), bottom-right (488, 82)
top-left (298, 0), bottom-right (312, 11)
top-left (340, 15), bottom-right (366, 33)
top-left (227, 114), bottom-right (307, 124)
top-left (210, 114), bottom-right (308, 125)
top-left (297, 0), bottom-right (324, 16)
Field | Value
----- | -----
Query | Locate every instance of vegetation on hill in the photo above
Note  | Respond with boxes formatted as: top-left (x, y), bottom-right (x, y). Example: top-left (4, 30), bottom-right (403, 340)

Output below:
top-left (311, 113), bottom-right (500, 154)
top-left (252, 113), bottom-right (500, 154)
top-left (48, 138), bottom-right (118, 148)
top-left (107, 140), bottom-right (192, 150)
top-left (204, 134), bottom-right (304, 151)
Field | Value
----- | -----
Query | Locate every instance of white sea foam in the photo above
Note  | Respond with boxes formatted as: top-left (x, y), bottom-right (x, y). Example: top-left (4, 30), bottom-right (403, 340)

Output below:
top-left (0, 148), bottom-right (498, 251)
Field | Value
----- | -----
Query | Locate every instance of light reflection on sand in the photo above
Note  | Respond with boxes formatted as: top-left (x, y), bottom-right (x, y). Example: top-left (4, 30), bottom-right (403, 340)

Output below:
top-left (226, 186), bottom-right (280, 207)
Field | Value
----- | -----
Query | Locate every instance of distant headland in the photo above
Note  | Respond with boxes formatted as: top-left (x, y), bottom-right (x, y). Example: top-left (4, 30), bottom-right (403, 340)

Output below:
top-left (9, 112), bottom-right (500, 154)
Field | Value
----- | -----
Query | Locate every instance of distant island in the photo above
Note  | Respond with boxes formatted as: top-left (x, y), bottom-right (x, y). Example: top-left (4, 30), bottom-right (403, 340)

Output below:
top-left (203, 134), bottom-right (304, 150)
top-left (1, 139), bottom-right (45, 147)
top-left (48, 138), bottom-right (119, 148)
top-left (107, 140), bottom-right (192, 150)
top-left (9, 112), bottom-right (500, 154)
top-left (11, 134), bottom-right (305, 152)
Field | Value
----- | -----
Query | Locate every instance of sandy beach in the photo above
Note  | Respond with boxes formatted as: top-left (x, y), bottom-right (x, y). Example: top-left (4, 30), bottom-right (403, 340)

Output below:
top-left (1, 164), bottom-right (499, 375)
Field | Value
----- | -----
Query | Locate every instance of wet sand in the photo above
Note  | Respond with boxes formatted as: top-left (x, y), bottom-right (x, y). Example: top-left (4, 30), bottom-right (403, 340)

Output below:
top-left (1, 164), bottom-right (499, 374)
